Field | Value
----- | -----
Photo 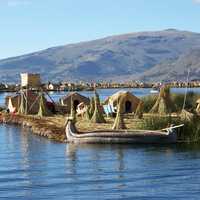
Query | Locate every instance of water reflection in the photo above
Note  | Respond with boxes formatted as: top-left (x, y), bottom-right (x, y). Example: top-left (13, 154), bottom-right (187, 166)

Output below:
top-left (1, 125), bottom-right (200, 199)
top-left (116, 148), bottom-right (125, 172)
top-left (65, 144), bottom-right (78, 175)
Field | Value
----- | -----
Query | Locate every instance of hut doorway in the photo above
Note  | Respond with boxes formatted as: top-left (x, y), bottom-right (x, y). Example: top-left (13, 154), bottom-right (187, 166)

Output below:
top-left (125, 100), bottom-right (132, 113)
top-left (73, 100), bottom-right (80, 110)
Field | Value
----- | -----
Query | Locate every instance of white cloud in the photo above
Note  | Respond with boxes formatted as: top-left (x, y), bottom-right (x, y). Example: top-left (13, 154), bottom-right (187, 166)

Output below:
top-left (0, 0), bottom-right (31, 7)
top-left (193, 0), bottom-right (200, 4)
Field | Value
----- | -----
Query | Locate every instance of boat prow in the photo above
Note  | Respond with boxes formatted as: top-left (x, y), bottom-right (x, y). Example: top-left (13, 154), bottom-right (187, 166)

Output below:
top-left (65, 118), bottom-right (183, 144)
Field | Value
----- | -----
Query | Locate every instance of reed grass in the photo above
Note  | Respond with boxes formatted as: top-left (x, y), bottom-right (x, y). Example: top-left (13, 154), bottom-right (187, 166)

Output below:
top-left (172, 92), bottom-right (200, 112)
top-left (136, 114), bottom-right (200, 142)
top-left (141, 92), bottom-right (200, 113)
top-left (137, 115), bottom-right (173, 130)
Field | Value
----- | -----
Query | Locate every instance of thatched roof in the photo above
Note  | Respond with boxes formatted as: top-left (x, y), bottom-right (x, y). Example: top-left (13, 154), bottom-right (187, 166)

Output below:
top-left (105, 91), bottom-right (139, 103)
top-left (60, 92), bottom-right (90, 105)
top-left (60, 92), bottom-right (90, 113)
top-left (62, 92), bottom-right (89, 100)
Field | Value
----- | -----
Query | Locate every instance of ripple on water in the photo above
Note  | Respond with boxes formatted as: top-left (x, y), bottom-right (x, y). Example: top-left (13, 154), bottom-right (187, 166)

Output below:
top-left (1, 125), bottom-right (200, 199)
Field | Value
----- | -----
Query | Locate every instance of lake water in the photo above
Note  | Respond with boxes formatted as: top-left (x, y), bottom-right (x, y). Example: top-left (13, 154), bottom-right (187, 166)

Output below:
top-left (1, 88), bottom-right (200, 199)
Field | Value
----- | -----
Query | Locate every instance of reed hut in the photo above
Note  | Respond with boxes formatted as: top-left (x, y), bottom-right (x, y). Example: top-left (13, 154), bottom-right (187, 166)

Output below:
top-left (5, 90), bottom-right (50, 115)
top-left (104, 91), bottom-right (141, 114)
top-left (59, 92), bottom-right (90, 113)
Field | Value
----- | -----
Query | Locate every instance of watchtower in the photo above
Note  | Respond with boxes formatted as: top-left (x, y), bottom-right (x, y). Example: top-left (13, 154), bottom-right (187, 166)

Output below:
top-left (17, 73), bottom-right (56, 116)
top-left (20, 73), bottom-right (41, 89)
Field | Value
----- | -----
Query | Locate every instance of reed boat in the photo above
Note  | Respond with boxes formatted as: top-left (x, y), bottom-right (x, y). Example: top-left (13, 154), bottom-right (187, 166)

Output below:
top-left (65, 118), bottom-right (184, 144)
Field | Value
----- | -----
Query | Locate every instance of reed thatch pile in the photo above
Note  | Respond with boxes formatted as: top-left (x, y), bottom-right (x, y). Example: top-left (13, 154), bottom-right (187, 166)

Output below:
top-left (84, 105), bottom-right (91, 121)
top-left (112, 98), bottom-right (126, 130)
top-left (180, 109), bottom-right (194, 122)
top-left (150, 85), bottom-right (174, 114)
top-left (89, 97), bottom-right (95, 117)
top-left (17, 93), bottom-right (25, 114)
top-left (134, 101), bottom-right (144, 119)
top-left (38, 93), bottom-right (52, 117)
top-left (196, 99), bottom-right (200, 114)
top-left (69, 96), bottom-right (76, 123)
top-left (91, 90), bottom-right (106, 123)
top-left (82, 97), bottom-right (95, 121)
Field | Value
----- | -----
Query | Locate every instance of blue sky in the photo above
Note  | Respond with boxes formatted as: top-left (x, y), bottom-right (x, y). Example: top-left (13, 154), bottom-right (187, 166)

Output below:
top-left (0, 0), bottom-right (200, 59)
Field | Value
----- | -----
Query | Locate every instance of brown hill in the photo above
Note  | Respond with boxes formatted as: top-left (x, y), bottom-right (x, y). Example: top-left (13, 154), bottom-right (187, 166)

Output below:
top-left (0, 29), bottom-right (200, 83)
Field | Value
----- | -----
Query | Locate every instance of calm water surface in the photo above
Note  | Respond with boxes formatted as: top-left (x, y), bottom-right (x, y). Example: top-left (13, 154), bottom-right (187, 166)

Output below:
top-left (1, 88), bottom-right (200, 199)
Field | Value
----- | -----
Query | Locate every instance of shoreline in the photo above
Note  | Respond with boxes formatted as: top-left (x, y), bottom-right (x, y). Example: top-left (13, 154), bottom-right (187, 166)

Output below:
top-left (1, 112), bottom-right (199, 144)
top-left (1, 85), bottom-right (200, 93)
top-left (0, 113), bottom-right (66, 143)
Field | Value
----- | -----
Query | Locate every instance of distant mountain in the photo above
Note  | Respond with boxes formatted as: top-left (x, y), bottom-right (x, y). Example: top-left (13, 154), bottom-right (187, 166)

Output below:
top-left (139, 48), bottom-right (200, 82)
top-left (1, 29), bottom-right (200, 83)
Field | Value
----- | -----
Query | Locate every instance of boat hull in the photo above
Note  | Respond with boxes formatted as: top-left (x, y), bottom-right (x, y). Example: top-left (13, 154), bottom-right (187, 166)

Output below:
top-left (65, 121), bottom-right (177, 144)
